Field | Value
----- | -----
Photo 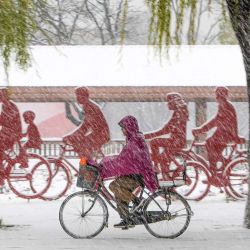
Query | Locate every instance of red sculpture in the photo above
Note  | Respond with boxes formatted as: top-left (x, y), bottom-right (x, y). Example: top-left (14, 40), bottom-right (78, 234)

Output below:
top-left (0, 88), bottom-right (22, 160)
top-left (0, 88), bottom-right (22, 185)
top-left (22, 111), bottom-right (42, 150)
top-left (192, 87), bottom-right (244, 171)
top-left (145, 93), bottom-right (189, 178)
top-left (63, 87), bottom-right (110, 158)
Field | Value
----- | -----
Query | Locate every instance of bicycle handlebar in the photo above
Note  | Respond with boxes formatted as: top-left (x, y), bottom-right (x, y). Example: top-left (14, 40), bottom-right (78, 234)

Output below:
top-left (59, 143), bottom-right (104, 164)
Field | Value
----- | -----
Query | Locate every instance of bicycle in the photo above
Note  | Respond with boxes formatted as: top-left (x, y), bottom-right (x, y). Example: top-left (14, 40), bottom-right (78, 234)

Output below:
top-left (155, 140), bottom-right (248, 201)
top-left (40, 144), bottom-right (104, 201)
top-left (59, 161), bottom-right (193, 239)
top-left (147, 140), bottom-right (211, 201)
top-left (0, 141), bottom-right (52, 199)
top-left (36, 145), bottom-right (78, 200)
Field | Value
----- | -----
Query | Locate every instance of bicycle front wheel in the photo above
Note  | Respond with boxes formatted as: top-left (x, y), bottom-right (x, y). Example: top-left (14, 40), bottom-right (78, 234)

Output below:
top-left (59, 190), bottom-right (108, 239)
top-left (223, 158), bottom-right (249, 199)
top-left (176, 161), bottom-right (211, 201)
top-left (39, 159), bottom-right (72, 201)
top-left (143, 189), bottom-right (192, 238)
top-left (8, 153), bottom-right (51, 199)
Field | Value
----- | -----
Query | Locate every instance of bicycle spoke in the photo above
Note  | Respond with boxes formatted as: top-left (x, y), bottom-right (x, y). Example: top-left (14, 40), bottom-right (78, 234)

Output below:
top-left (59, 191), bottom-right (107, 239)
top-left (39, 159), bottom-right (71, 201)
top-left (143, 190), bottom-right (191, 238)
top-left (7, 154), bottom-right (51, 199)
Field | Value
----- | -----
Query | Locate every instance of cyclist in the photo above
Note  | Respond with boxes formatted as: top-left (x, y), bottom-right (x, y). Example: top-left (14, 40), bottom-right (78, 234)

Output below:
top-left (22, 111), bottom-right (42, 150)
top-left (192, 86), bottom-right (245, 172)
top-left (100, 115), bottom-right (158, 229)
top-left (63, 87), bottom-right (110, 158)
top-left (144, 93), bottom-right (189, 179)
top-left (0, 88), bottom-right (22, 185)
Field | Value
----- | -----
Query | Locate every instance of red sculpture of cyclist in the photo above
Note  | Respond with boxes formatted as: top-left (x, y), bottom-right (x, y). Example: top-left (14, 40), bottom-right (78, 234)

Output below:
top-left (192, 86), bottom-right (245, 172)
top-left (63, 87), bottom-right (110, 158)
top-left (0, 88), bottom-right (22, 185)
top-left (144, 93), bottom-right (189, 179)
top-left (22, 111), bottom-right (42, 150)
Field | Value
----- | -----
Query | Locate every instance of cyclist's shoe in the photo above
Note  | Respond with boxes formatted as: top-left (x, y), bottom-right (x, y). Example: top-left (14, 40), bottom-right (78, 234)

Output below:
top-left (130, 198), bottom-right (145, 214)
top-left (114, 220), bottom-right (135, 229)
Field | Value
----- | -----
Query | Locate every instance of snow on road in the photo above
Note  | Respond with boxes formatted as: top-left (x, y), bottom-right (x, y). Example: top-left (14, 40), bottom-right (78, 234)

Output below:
top-left (1, 193), bottom-right (250, 250)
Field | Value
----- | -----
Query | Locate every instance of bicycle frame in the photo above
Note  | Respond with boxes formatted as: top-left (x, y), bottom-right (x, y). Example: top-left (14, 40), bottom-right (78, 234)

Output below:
top-left (0, 143), bottom-right (52, 199)
top-left (0, 142), bottom-right (30, 181)
top-left (187, 140), bottom-right (247, 170)
top-left (48, 145), bottom-right (79, 177)
top-left (54, 145), bottom-right (104, 177)
top-left (181, 140), bottom-right (248, 199)
top-left (92, 175), bottom-right (174, 215)
top-left (84, 177), bottom-right (191, 228)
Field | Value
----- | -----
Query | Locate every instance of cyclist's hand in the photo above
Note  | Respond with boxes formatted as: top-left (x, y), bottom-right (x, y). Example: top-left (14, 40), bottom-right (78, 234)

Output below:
top-left (88, 159), bottom-right (99, 167)
top-left (235, 136), bottom-right (246, 144)
top-left (62, 136), bottom-right (70, 145)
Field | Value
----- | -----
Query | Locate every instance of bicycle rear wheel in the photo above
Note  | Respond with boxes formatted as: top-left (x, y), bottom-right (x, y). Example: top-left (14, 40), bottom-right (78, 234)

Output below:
top-left (59, 190), bottom-right (108, 239)
top-left (39, 159), bottom-right (72, 201)
top-left (176, 161), bottom-right (211, 201)
top-left (223, 158), bottom-right (249, 199)
top-left (7, 153), bottom-right (51, 199)
top-left (143, 189), bottom-right (192, 238)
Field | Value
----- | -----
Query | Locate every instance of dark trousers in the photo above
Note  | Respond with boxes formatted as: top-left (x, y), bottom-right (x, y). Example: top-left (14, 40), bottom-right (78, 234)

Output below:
top-left (109, 175), bottom-right (142, 219)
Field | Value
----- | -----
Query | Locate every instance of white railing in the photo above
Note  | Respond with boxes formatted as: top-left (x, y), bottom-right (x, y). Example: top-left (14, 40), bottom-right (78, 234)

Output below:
top-left (26, 139), bottom-right (248, 159)
top-left (26, 139), bottom-right (126, 158)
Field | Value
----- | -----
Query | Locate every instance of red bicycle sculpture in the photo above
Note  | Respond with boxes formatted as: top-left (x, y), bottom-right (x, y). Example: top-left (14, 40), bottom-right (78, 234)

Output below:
top-left (150, 139), bottom-right (248, 201)
top-left (0, 141), bottom-right (51, 199)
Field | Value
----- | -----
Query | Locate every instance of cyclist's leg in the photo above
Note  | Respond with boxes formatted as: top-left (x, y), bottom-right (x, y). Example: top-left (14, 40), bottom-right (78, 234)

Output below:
top-left (109, 176), bottom-right (140, 220)
top-left (75, 135), bottom-right (102, 159)
top-left (206, 137), bottom-right (226, 172)
top-left (18, 146), bottom-right (29, 168)
top-left (153, 139), bottom-right (181, 180)
top-left (0, 135), bottom-right (9, 185)
top-left (0, 134), bottom-right (10, 162)
top-left (150, 139), bottom-right (161, 165)
top-left (0, 167), bottom-right (4, 186)
top-left (150, 138), bottom-right (171, 177)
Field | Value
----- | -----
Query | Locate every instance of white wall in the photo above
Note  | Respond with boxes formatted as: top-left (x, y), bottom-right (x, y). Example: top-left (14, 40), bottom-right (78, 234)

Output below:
top-left (0, 45), bottom-right (247, 87)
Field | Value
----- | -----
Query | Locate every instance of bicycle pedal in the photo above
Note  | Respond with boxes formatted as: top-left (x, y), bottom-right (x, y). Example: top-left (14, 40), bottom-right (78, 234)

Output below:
top-left (122, 224), bottom-right (135, 230)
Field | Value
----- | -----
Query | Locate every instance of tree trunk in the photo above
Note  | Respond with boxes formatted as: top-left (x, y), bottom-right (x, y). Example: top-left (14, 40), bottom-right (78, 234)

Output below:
top-left (226, 0), bottom-right (250, 228)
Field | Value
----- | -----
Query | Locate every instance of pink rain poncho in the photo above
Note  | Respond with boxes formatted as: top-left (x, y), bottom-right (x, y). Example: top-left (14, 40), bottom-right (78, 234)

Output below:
top-left (100, 115), bottom-right (158, 192)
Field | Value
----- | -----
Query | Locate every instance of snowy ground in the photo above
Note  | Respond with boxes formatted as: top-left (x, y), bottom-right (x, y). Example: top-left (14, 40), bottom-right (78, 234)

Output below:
top-left (1, 192), bottom-right (250, 250)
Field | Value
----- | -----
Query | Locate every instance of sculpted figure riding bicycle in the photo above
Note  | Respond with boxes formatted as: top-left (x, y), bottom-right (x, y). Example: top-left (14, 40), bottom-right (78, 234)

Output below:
top-left (41, 87), bottom-right (111, 200)
top-left (192, 87), bottom-right (245, 172)
top-left (0, 88), bottom-right (22, 186)
top-left (63, 87), bottom-right (110, 159)
top-left (144, 93), bottom-right (189, 180)
top-left (0, 88), bottom-right (51, 199)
